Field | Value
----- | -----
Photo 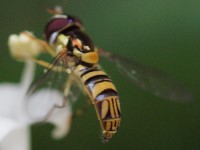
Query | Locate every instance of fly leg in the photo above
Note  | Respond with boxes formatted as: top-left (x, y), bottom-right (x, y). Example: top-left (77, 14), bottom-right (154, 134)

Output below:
top-left (63, 75), bottom-right (92, 119)
top-left (42, 96), bottom-right (67, 122)
top-left (21, 31), bottom-right (57, 57)
top-left (41, 75), bottom-right (75, 122)
top-left (30, 49), bottom-right (67, 73)
top-left (31, 57), bottom-right (64, 72)
top-left (72, 76), bottom-right (92, 119)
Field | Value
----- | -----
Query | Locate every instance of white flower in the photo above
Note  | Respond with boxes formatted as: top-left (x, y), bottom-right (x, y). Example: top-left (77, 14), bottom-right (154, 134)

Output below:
top-left (0, 33), bottom-right (72, 150)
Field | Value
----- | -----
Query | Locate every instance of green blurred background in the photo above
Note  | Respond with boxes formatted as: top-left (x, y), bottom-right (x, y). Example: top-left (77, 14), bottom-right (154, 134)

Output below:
top-left (1, 0), bottom-right (200, 149)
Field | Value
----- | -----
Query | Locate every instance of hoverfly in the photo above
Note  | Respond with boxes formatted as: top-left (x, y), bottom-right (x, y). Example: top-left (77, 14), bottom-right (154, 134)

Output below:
top-left (26, 7), bottom-right (193, 143)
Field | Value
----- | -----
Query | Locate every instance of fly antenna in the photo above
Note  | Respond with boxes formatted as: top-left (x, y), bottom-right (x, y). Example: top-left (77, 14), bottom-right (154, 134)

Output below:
top-left (47, 5), bottom-right (63, 15)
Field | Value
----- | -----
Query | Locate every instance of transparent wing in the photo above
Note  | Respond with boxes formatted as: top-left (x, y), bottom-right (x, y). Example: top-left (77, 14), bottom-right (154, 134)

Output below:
top-left (26, 54), bottom-right (81, 120)
top-left (99, 50), bottom-right (194, 101)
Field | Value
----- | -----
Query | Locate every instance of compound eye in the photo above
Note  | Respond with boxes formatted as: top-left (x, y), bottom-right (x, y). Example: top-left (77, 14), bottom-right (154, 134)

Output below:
top-left (44, 16), bottom-right (69, 43)
top-left (67, 15), bottom-right (83, 26)
top-left (44, 15), bottom-right (83, 44)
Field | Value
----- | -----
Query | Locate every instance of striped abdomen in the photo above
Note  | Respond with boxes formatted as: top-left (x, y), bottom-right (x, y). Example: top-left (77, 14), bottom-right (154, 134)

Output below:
top-left (75, 65), bottom-right (121, 142)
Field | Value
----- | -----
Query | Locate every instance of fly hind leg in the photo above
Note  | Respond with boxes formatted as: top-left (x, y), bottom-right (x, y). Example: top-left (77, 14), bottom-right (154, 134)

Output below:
top-left (72, 93), bottom-right (92, 119)
top-left (41, 75), bottom-right (75, 122)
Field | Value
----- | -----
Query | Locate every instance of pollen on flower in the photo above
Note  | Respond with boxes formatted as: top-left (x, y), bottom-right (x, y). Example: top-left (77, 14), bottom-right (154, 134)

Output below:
top-left (8, 31), bottom-right (44, 61)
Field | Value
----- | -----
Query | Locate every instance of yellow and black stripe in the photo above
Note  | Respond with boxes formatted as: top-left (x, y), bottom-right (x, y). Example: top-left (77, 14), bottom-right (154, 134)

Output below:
top-left (75, 64), bottom-right (121, 141)
top-left (80, 67), bottom-right (118, 102)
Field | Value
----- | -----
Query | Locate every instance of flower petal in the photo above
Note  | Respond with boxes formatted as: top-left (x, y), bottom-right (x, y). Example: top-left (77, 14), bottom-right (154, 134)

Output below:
top-left (26, 89), bottom-right (64, 119)
top-left (0, 117), bottom-right (18, 141)
top-left (0, 123), bottom-right (30, 150)
top-left (0, 84), bottom-right (22, 117)
top-left (26, 88), bottom-right (73, 139)
top-left (48, 101), bottom-right (72, 139)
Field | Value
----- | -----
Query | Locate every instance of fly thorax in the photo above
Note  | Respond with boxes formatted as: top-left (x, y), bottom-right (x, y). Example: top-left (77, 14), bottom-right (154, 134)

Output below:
top-left (69, 36), bottom-right (99, 66)
top-left (73, 48), bottom-right (99, 65)
top-left (66, 29), bottom-right (99, 66)
top-left (55, 32), bottom-right (99, 69)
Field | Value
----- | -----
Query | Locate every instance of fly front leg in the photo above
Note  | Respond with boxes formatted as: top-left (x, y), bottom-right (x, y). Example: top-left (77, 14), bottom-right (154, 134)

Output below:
top-left (31, 57), bottom-right (64, 72)
top-left (30, 49), bottom-right (67, 72)
top-left (21, 31), bottom-right (57, 57)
